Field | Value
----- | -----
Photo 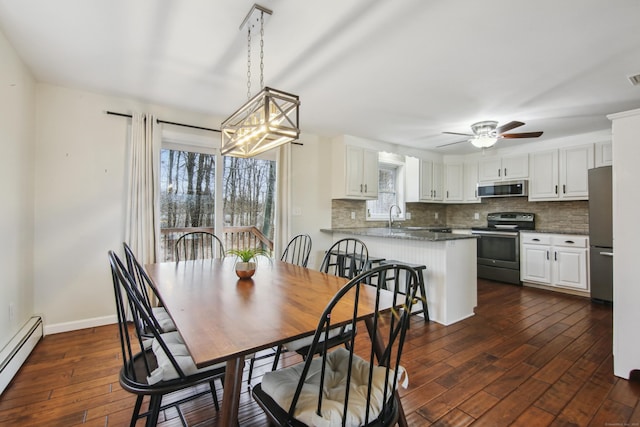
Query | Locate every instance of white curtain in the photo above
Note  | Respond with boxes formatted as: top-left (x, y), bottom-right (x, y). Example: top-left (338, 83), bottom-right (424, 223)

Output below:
top-left (274, 144), bottom-right (292, 258)
top-left (125, 112), bottom-right (160, 265)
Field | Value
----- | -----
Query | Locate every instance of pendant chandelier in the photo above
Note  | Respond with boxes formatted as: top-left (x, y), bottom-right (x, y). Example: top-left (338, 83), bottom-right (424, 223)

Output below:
top-left (220, 4), bottom-right (300, 158)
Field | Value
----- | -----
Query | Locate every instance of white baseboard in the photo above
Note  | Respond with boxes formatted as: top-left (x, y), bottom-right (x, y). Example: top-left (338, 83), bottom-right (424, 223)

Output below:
top-left (0, 317), bottom-right (43, 395)
top-left (44, 314), bottom-right (117, 336)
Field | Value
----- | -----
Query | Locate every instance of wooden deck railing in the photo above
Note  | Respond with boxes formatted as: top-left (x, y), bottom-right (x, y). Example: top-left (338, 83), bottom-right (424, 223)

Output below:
top-left (159, 226), bottom-right (273, 261)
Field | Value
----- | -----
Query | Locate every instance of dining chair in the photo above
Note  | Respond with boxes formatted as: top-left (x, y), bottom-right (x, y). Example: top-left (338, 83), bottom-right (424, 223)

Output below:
top-left (109, 251), bottom-right (226, 426)
top-left (246, 234), bottom-right (313, 384)
top-left (123, 242), bottom-right (176, 335)
top-left (175, 231), bottom-right (225, 261)
top-left (280, 234), bottom-right (312, 267)
top-left (267, 238), bottom-right (369, 375)
top-left (252, 262), bottom-right (418, 426)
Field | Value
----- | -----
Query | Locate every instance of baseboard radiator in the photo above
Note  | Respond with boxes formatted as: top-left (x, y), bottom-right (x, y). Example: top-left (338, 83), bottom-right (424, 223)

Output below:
top-left (0, 316), bottom-right (43, 395)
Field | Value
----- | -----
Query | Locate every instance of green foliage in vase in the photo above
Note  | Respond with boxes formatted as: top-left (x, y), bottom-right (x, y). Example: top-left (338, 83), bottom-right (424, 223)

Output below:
top-left (226, 247), bottom-right (270, 263)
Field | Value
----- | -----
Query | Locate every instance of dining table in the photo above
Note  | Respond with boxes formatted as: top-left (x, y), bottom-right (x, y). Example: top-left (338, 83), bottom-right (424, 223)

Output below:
top-left (145, 257), bottom-right (408, 426)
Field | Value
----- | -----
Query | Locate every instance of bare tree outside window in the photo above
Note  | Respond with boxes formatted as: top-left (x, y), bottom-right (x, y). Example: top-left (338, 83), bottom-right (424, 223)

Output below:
top-left (159, 148), bottom-right (276, 260)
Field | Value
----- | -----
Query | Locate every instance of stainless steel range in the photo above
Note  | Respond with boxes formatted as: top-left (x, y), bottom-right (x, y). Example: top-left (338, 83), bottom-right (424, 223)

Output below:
top-left (471, 212), bottom-right (535, 285)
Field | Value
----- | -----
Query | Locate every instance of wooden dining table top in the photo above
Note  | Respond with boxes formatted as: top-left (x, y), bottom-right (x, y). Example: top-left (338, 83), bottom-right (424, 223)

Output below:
top-left (145, 258), bottom-right (393, 369)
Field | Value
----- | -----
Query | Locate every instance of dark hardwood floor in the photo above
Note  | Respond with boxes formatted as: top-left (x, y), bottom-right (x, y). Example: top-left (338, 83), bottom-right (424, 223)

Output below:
top-left (1, 279), bottom-right (638, 426)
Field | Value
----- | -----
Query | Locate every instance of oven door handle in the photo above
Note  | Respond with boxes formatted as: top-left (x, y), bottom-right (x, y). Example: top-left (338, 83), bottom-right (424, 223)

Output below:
top-left (471, 230), bottom-right (519, 237)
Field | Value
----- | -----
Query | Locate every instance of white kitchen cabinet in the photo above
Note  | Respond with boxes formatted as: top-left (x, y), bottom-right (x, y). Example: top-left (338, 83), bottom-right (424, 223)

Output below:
top-left (520, 233), bottom-right (589, 292)
top-left (528, 144), bottom-right (594, 201)
top-left (406, 157), bottom-right (443, 202)
top-left (478, 153), bottom-right (528, 182)
top-left (463, 161), bottom-right (480, 203)
top-left (444, 163), bottom-right (464, 202)
top-left (332, 139), bottom-right (378, 199)
top-left (595, 141), bottom-right (613, 167)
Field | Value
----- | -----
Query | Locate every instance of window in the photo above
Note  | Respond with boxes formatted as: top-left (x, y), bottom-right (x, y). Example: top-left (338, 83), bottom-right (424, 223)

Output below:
top-left (366, 153), bottom-right (405, 221)
top-left (158, 130), bottom-right (277, 260)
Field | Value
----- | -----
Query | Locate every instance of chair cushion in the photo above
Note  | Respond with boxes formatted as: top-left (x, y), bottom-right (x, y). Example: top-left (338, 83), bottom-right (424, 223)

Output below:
top-left (261, 347), bottom-right (399, 426)
top-left (152, 306), bottom-right (177, 332)
top-left (147, 331), bottom-right (225, 384)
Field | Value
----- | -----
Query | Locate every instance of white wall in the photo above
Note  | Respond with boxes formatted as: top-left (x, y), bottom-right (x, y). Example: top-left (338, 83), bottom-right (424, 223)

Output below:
top-left (33, 85), bottom-right (224, 333)
top-left (290, 134), bottom-right (333, 269)
top-left (0, 28), bottom-right (36, 351)
top-left (609, 108), bottom-right (640, 379)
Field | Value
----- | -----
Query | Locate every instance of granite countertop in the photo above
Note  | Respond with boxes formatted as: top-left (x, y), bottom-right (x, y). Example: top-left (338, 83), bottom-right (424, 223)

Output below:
top-left (320, 227), bottom-right (478, 242)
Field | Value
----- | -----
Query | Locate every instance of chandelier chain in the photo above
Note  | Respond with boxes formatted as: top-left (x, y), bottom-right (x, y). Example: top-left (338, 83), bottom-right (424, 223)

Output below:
top-left (247, 27), bottom-right (251, 100)
top-left (259, 12), bottom-right (265, 89)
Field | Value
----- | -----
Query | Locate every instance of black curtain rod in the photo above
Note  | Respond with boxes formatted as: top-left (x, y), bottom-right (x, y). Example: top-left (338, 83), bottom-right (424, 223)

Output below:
top-left (105, 110), bottom-right (302, 145)
top-left (105, 110), bottom-right (220, 133)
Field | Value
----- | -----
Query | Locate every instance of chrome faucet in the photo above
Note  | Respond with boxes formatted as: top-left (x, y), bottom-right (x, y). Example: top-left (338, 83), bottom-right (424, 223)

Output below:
top-left (388, 204), bottom-right (402, 229)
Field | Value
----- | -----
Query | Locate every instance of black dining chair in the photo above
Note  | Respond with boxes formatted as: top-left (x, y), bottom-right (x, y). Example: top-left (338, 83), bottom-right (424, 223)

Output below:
top-left (175, 231), bottom-right (225, 261)
top-left (280, 234), bottom-right (312, 267)
top-left (247, 234), bottom-right (313, 384)
top-left (123, 242), bottom-right (176, 335)
top-left (252, 263), bottom-right (418, 426)
top-left (109, 250), bottom-right (225, 426)
top-left (267, 238), bottom-right (370, 374)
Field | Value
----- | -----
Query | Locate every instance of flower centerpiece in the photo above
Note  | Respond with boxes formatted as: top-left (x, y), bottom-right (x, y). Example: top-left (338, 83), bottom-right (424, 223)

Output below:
top-left (227, 247), bottom-right (270, 279)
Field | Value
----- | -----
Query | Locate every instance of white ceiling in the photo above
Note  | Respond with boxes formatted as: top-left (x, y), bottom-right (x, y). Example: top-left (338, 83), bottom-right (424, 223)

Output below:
top-left (1, 0), bottom-right (640, 154)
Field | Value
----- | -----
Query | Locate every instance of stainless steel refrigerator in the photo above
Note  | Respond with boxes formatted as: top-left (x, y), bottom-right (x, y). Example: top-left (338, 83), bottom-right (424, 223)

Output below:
top-left (588, 166), bottom-right (613, 303)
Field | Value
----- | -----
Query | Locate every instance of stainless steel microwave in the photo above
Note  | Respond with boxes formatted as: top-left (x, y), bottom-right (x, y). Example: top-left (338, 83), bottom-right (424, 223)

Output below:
top-left (477, 180), bottom-right (528, 198)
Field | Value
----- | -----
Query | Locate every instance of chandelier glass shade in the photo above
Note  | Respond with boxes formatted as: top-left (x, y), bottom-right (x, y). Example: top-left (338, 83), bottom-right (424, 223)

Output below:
top-left (470, 134), bottom-right (498, 148)
top-left (220, 4), bottom-right (300, 158)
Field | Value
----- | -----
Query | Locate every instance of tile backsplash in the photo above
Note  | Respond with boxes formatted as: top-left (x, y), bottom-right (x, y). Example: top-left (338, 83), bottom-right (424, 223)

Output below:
top-left (331, 197), bottom-right (588, 234)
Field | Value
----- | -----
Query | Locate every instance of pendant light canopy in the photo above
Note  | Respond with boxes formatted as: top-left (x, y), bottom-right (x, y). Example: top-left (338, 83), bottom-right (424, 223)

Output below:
top-left (220, 4), bottom-right (300, 158)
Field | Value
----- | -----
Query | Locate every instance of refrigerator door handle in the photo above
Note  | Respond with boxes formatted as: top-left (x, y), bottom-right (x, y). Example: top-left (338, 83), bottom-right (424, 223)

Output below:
top-left (599, 251), bottom-right (614, 257)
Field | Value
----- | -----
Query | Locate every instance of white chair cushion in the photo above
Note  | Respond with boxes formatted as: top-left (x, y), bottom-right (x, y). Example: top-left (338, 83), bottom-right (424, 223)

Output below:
top-left (261, 347), bottom-right (399, 427)
top-left (147, 331), bottom-right (225, 384)
top-left (152, 306), bottom-right (176, 332)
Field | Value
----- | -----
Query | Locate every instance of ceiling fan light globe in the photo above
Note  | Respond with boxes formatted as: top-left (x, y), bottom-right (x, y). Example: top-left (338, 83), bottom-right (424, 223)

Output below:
top-left (470, 135), bottom-right (498, 148)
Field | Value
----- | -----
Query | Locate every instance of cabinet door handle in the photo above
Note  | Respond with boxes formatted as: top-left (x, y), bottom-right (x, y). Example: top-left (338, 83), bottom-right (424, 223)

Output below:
top-left (555, 185), bottom-right (558, 194)
top-left (565, 240), bottom-right (574, 244)
top-left (600, 252), bottom-right (614, 257)
top-left (532, 238), bottom-right (540, 242)
top-left (546, 250), bottom-right (549, 260)
top-left (364, 184), bottom-right (367, 193)
top-left (475, 189), bottom-right (477, 198)
top-left (446, 190), bottom-right (449, 198)
top-left (554, 251), bottom-right (558, 261)
top-left (504, 168), bottom-right (507, 177)
top-left (360, 184), bottom-right (363, 193)
top-left (498, 169), bottom-right (501, 177)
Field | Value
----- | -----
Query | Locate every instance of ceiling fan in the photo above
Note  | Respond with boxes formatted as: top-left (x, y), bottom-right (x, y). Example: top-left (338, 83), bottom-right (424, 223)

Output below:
top-left (438, 120), bottom-right (543, 148)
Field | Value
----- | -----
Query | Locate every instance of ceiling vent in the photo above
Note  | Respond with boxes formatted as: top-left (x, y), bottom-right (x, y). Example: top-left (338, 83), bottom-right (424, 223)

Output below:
top-left (628, 73), bottom-right (640, 86)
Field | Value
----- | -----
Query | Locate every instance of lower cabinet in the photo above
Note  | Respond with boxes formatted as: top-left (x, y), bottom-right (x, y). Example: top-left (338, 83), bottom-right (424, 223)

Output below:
top-left (520, 233), bottom-right (589, 292)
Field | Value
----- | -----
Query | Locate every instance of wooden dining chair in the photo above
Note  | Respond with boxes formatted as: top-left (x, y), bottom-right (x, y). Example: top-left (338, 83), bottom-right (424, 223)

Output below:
top-left (109, 251), bottom-right (225, 426)
top-left (252, 263), bottom-right (418, 426)
top-left (280, 234), bottom-right (312, 267)
top-left (175, 231), bottom-right (225, 261)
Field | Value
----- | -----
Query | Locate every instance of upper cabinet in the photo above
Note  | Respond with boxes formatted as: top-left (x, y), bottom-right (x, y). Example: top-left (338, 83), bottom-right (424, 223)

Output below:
top-left (463, 161), bottom-right (481, 203)
top-left (529, 144), bottom-right (594, 201)
top-left (406, 157), bottom-right (443, 202)
top-left (444, 163), bottom-right (464, 202)
top-left (478, 153), bottom-right (529, 182)
top-left (595, 141), bottom-right (613, 167)
top-left (331, 137), bottom-right (378, 200)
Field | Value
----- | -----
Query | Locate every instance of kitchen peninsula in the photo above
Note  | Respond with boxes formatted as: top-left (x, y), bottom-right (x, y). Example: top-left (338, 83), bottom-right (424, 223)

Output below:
top-left (321, 228), bottom-right (478, 325)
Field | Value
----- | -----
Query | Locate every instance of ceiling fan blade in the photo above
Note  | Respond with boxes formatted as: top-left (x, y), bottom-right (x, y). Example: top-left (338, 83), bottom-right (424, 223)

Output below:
top-left (496, 121), bottom-right (524, 134)
top-left (442, 131), bottom-right (473, 136)
top-left (437, 139), bottom-right (468, 148)
top-left (501, 131), bottom-right (544, 139)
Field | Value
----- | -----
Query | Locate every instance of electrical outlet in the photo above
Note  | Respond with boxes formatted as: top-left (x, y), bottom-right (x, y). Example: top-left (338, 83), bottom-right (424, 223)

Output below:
top-left (351, 211), bottom-right (356, 220)
top-left (434, 212), bottom-right (439, 219)
top-left (406, 212), bottom-right (411, 220)
top-left (474, 212), bottom-right (480, 220)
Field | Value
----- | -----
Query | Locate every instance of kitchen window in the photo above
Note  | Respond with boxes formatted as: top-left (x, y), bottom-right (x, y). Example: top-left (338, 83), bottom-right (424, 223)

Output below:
top-left (366, 153), bottom-right (405, 221)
